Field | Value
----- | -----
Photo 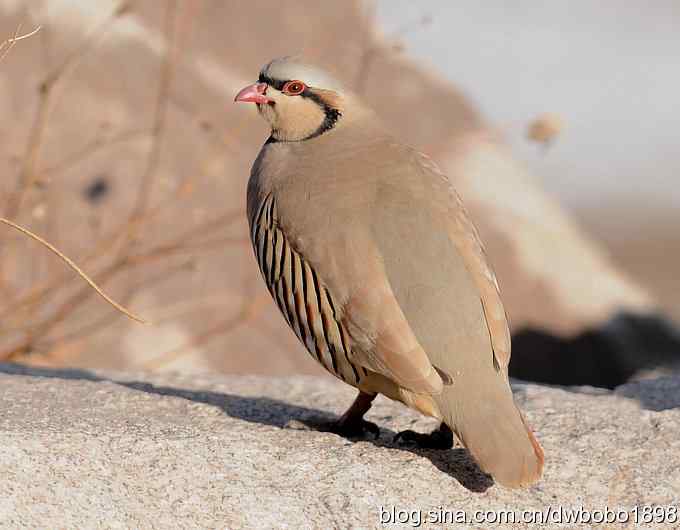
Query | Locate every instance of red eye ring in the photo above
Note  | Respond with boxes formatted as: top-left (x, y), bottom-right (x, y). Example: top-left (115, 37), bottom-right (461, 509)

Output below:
top-left (282, 80), bottom-right (306, 96)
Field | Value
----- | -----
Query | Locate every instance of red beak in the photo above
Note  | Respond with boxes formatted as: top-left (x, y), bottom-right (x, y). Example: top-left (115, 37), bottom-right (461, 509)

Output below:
top-left (234, 82), bottom-right (272, 104)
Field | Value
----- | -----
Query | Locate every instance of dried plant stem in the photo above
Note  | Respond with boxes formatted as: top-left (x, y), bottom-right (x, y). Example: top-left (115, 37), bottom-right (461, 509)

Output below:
top-left (38, 259), bottom-right (195, 348)
top-left (0, 4), bottom-right (134, 301)
top-left (39, 128), bottom-right (150, 180)
top-left (0, 218), bottom-right (147, 324)
top-left (127, 0), bottom-right (179, 228)
top-left (3, 84), bottom-right (52, 221)
top-left (0, 212), bottom-right (246, 360)
top-left (140, 249), bottom-right (263, 370)
top-left (0, 24), bottom-right (41, 64)
top-left (0, 208), bottom-right (242, 324)
top-left (4, 3), bottom-right (131, 220)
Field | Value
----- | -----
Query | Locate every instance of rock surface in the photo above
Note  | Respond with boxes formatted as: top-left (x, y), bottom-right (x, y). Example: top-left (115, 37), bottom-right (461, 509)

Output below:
top-left (1, 363), bottom-right (679, 529)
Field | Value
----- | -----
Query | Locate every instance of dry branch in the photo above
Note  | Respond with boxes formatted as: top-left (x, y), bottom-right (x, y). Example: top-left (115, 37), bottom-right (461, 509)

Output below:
top-left (0, 24), bottom-right (41, 64)
top-left (0, 218), bottom-right (147, 324)
top-left (127, 0), bottom-right (179, 227)
top-left (4, 4), bottom-right (131, 220)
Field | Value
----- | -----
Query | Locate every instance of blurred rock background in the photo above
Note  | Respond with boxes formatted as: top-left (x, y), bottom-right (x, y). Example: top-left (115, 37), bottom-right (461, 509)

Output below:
top-left (0, 0), bottom-right (677, 383)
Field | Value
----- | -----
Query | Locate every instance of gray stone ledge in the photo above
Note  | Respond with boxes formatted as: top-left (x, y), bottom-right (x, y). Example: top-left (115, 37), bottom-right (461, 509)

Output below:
top-left (1, 364), bottom-right (679, 529)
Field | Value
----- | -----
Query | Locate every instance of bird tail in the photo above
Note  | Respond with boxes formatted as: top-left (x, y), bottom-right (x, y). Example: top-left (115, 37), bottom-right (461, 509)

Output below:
top-left (435, 373), bottom-right (544, 488)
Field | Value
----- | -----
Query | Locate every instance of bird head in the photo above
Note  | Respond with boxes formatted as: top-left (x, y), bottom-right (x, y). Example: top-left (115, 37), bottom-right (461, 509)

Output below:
top-left (234, 57), bottom-right (346, 142)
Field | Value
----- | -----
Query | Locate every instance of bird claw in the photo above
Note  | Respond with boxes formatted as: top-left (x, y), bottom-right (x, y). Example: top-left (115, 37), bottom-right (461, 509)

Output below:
top-left (393, 424), bottom-right (454, 449)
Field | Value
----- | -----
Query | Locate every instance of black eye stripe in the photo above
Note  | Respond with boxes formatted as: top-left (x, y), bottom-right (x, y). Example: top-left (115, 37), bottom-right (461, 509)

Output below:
top-left (258, 73), bottom-right (286, 91)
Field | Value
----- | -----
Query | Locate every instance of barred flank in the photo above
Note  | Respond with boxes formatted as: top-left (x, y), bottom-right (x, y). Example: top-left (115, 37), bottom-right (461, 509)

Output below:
top-left (249, 193), bottom-right (363, 385)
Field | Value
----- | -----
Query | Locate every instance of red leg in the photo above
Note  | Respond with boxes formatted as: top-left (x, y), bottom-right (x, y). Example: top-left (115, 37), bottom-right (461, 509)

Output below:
top-left (329, 391), bottom-right (379, 439)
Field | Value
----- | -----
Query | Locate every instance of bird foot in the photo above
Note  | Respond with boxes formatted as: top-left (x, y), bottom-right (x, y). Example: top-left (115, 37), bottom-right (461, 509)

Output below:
top-left (394, 423), bottom-right (454, 449)
top-left (325, 417), bottom-right (380, 440)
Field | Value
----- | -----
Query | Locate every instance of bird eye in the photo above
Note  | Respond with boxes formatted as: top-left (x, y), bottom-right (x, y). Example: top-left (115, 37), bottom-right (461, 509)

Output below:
top-left (282, 80), bottom-right (306, 96)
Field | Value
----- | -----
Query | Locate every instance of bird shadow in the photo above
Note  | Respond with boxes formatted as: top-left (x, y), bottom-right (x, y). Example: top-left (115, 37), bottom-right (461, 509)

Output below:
top-left (291, 415), bottom-right (493, 492)
top-left (613, 376), bottom-right (680, 411)
top-left (0, 362), bottom-right (493, 492)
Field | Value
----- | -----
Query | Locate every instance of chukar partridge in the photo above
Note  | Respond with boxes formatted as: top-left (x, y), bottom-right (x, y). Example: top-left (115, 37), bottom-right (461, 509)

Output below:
top-left (235, 57), bottom-right (544, 488)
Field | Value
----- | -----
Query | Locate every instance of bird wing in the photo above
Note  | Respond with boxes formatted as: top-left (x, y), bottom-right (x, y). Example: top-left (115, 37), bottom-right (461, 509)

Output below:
top-left (370, 149), bottom-right (544, 488)
top-left (422, 151), bottom-right (512, 372)
top-left (339, 241), bottom-right (446, 394)
top-left (366, 148), bottom-right (512, 382)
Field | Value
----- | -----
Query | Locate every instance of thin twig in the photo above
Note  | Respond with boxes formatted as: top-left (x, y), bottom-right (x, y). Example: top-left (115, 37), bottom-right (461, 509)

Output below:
top-left (37, 259), bottom-right (195, 347)
top-left (0, 6), bottom-right (135, 310)
top-left (127, 0), bottom-right (179, 225)
top-left (39, 128), bottom-right (150, 180)
top-left (4, 3), bottom-right (132, 220)
top-left (0, 212), bottom-right (245, 358)
top-left (0, 208), bottom-right (243, 323)
top-left (0, 218), bottom-right (147, 324)
top-left (0, 24), bottom-right (41, 64)
top-left (140, 255), bottom-right (263, 371)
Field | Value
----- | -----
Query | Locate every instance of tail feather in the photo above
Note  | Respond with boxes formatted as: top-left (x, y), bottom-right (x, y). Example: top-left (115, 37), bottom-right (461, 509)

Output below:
top-left (437, 377), bottom-right (544, 488)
